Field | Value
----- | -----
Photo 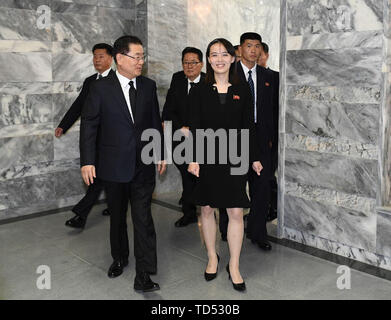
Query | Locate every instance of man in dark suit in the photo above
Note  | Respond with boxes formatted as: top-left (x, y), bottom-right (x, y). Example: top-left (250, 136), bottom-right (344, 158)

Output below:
top-left (80, 35), bottom-right (166, 292)
top-left (258, 42), bottom-right (279, 222)
top-left (236, 32), bottom-right (274, 251)
top-left (55, 43), bottom-right (114, 229)
top-left (162, 47), bottom-right (205, 227)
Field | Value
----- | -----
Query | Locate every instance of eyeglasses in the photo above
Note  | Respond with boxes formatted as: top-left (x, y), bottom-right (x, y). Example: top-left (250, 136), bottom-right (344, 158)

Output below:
top-left (183, 61), bottom-right (201, 66)
top-left (121, 53), bottom-right (146, 61)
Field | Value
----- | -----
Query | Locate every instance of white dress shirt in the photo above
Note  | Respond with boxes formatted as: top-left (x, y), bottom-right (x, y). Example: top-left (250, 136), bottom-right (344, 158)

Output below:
top-left (116, 70), bottom-right (137, 123)
top-left (240, 61), bottom-right (258, 122)
top-left (96, 68), bottom-right (111, 80)
top-left (187, 73), bottom-right (201, 94)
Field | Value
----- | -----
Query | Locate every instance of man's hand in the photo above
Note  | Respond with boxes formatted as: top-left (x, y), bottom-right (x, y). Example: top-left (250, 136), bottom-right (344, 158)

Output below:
top-left (157, 160), bottom-right (167, 175)
top-left (180, 126), bottom-right (190, 138)
top-left (81, 165), bottom-right (96, 186)
top-left (188, 162), bottom-right (200, 177)
top-left (252, 161), bottom-right (263, 176)
top-left (54, 127), bottom-right (63, 138)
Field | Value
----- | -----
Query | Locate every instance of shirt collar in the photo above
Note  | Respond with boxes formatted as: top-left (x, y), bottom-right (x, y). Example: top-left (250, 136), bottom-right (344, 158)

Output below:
top-left (240, 61), bottom-right (257, 75)
top-left (188, 73), bottom-right (201, 84)
top-left (116, 70), bottom-right (137, 89)
top-left (96, 68), bottom-right (111, 79)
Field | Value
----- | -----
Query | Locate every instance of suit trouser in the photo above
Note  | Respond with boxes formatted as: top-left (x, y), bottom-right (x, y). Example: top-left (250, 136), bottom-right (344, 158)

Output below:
top-left (175, 163), bottom-right (197, 220)
top-left (247, 168), bottom-right (270, 242)
top-left (104, 173), bottom-right (157, 274)
top-left (72, 178), bottom-right (105, 219)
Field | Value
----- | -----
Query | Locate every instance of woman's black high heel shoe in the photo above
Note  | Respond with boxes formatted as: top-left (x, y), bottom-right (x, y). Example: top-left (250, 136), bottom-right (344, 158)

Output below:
top-left (226, 264), bottom-right (246, 292)
top-left (204, 254), bottom-right (220, 281)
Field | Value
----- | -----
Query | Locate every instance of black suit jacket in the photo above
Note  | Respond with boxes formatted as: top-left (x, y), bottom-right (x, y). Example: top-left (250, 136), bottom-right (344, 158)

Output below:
top-left (162, 71), bottom-right (206, 132)
top-left (236, 63), bottom-right (274, 174)
top-left (58, 69), bottom-right (115, 133)
top-left (80, 73), bottom-right (163, 183)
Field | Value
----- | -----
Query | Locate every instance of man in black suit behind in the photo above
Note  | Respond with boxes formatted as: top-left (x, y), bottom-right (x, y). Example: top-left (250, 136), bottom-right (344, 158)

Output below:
top-left (55, 43), bottom-right (114, 229)
top-left (237, 32), bottom-right (274, 251)
top-left (162, 47), bottom-right (205, 227)
top-left (80, 36), bottom-right (166, 292)
top-left (258, 42), bottom-right (279, 222)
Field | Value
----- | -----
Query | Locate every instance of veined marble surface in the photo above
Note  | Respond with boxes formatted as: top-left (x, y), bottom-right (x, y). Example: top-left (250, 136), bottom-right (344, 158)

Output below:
top-left (284, 227), bottom-right (391, 272)
top-left (285, 148), bottom-right (378, 198)
top-left (286, 48), bottom-right (383, 87)
top-left (287, 0), bottom-right (383, 36)
top-left (284, 194), bottom-right (376, 252)
top-left (0, 0), bottom-right (147, 220)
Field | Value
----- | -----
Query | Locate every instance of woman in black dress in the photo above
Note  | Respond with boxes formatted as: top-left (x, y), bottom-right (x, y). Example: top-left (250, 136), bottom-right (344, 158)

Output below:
top-left (187, 38), bottom-right (262, 291)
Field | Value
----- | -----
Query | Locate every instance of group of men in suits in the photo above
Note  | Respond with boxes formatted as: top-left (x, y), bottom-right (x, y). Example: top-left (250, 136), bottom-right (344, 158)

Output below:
top-left (56, 32), bottom-right (279, 293)
top-left (162, 32), bottom-right (279, 253)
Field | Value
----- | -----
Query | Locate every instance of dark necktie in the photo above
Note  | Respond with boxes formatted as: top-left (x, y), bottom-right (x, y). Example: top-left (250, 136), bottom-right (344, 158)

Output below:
top-left (189, 82), bottom-right (196, 94)
top-left (98, 74), bottom-right (103, 80)
top-left (247, 70), bottom-right (256, 123)
top-left (128, 80), bottom-right (136, 123)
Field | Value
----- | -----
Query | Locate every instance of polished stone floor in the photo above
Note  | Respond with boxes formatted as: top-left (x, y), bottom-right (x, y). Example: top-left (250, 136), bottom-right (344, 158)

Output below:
top-left (1, 195), bottom-right (391, 300)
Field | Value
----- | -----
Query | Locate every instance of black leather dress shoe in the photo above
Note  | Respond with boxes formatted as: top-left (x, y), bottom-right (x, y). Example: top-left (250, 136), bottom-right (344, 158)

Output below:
top-left (65, 215), bottom-right (86, 229)
top-left (252, 239), bottom-right (272, 251)
top-left (102, 208), bottom-right (110, 216)
top-left (174, 216), bottom-right (197, 227)
top-left (108, 259), bottom-right (128, 278)
top-left (134, 272), bottom-right (160, 292)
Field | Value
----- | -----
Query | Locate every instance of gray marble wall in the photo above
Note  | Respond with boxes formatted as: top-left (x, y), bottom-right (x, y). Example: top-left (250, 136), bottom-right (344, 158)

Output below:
top-left (0, 0), bottom-right (147, 220)
top-left (280, 0), bottom-right (391, 270)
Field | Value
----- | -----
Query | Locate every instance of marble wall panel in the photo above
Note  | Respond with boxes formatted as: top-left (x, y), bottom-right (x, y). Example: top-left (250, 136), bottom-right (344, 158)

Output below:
top-left (52, 92), bottom-right (79, 126)
top-left (52, 53), bottom-right (95, 82)
top-left (376, 209), bottom-right (391, 257)
top-left (53, 130), bottom-right (80, 161)
top-left (0, 0), bottom-right (48, 10)
top-left (0, 53), bottom-right (52, 82)
top-left (0, 123), bottom-right (53, 139)
top-left (286, 99), bottom-right (379, 144)
top-left (286, 85), bottom-right (382, 104)
top-left (51, 1), bottom-right (98, 16)
top-left (284, 227), bottom-right (391, 271)
top-left (0, 135), bottom-right (54, 176)
top-left (98, 0), bottom-right (135, 9)
top-left (0, 82), bottom-right (53, 95)
top-left (287, 30), bottom-right (383, 51)
top-left (0, 159), bottom-right (80, 182)
top-left (285, 134), bottom-right (378, 160)
top-left (285, 148), bottom-right (378, 198)
top-left (0, 40), bottom-right (50, 52)
top-left (287, 0), bottom-right (383, 36)
top-left (284, 195), bottom-right (376, 252)
top-left (286, 48), bottom-right (383, 87)
top-left (0, 7), bottom-right (51, 41)
top-left (0, 94), bottom-right (52, 128)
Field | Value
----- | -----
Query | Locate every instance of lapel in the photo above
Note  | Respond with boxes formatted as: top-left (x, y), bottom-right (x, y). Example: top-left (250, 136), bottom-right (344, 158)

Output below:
top-left (236, 62), bottom-right (247, 83)
top-left (135, 76), bottom-right (145, 125)
top-left (111, 73), bottom-right (135, 127)
top-left (256, 65), bottom-right (265, 101)
top-left (180, 73), bottom-right (188, 100)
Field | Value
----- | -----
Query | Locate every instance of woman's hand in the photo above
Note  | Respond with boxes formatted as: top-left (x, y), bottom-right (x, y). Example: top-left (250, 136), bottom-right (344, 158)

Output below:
top-left (252, 161), bottom-right (263, 176)
top-left (188, 162), bottom-right (200, 177)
